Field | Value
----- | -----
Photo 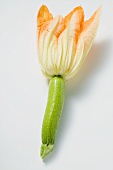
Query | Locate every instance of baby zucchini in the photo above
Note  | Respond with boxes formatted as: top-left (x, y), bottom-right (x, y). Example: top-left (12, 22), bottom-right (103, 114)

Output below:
top-left (40, 76), bottom-right (65, 158)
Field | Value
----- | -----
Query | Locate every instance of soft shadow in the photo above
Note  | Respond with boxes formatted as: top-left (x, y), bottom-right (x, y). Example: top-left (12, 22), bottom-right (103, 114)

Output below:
top-left (66, 39), bottom-right (111, 97)
top-left (43, 39), bottom-right (111, 163)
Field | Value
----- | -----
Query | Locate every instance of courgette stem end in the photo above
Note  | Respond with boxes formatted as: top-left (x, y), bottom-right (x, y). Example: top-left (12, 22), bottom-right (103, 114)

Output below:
top-left (40, 144), bottom-right (54, 159)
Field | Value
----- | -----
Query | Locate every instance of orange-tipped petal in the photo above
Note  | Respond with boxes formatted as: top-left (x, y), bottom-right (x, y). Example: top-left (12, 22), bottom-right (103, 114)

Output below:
top-left (57, 8), bottom-right (84, 75)
top-left (44, 15), bottom-right (64, 38)
top-left (80, 6), bottom-right (102, 57)
top-left (37, 5), bottom-right (53, 37)
top-left (64, 6), bottom-right (84, 27)
top-left (38, 15), bottom-right (64, 76)
top-left (64, 6), bottom-right (102, 80)
top-left (64, 38), bottom-right (84, 80)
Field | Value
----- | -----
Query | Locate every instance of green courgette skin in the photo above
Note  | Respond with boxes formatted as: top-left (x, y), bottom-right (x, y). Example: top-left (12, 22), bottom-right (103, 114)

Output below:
top-left (40, 76), bottom-right (65, 158)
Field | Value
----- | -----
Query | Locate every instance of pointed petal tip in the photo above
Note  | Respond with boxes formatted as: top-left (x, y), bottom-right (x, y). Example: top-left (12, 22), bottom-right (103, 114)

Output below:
top-left (37, 4), bottom-right (53, 19)
top-left (64, 6), bottom-right (84, 27)
top-left (39, 4), bottom-right (48, 11)
top-left (91, 5), bottom-right (102, 21)
top-left (96, 5), bottom-right (102, 16)
top-left (98, 5), bottom-right (102, 11)
top-left (72, 6), bottom-right (84, 12)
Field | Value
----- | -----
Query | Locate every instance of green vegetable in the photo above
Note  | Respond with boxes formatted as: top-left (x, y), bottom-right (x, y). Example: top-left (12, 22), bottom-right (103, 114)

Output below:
top-left (40, 76), bottom-right (65, 159)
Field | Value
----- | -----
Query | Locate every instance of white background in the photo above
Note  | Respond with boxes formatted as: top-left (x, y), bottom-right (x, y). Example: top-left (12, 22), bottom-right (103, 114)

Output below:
top-left (0, 0), bottom-right (113, 169)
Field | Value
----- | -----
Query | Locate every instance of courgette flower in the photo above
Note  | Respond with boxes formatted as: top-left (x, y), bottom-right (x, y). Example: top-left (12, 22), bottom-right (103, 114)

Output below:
top-left (37, 5), bottom-right (101, 80)
top-left (37, 5), bottom-right (101, 159)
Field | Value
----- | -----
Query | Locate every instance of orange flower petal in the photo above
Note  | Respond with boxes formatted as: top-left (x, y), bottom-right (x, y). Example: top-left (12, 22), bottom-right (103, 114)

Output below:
top-left (64, 6), bottom-right (84, 27)
top-left (42, 15), bottom-right (64, 38)
top-left (37, 5), bottom-right (53, 38)
top-left (64, 38), bottom-right (84, 80)
top-left (64, 6), bottom-right (102, 80)
top-left (38, 15), bottom-right (64, 76)
top-left (80, 6), bottom-right (102, 57)
top-left (57, 8), bottom-right (84, 75)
